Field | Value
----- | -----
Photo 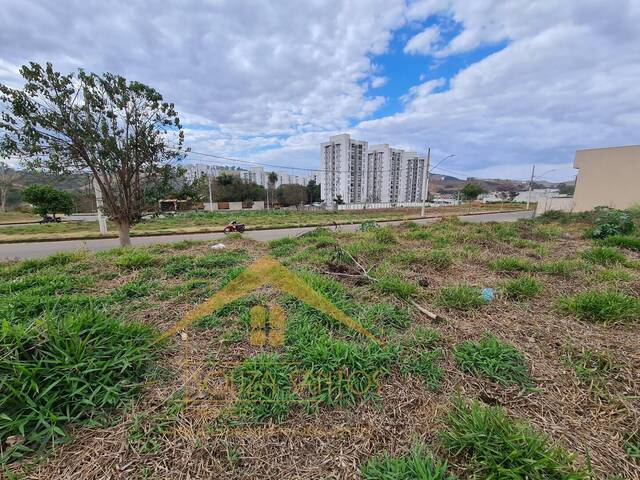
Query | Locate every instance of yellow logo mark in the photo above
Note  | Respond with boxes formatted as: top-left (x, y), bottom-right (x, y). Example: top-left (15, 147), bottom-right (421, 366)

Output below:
top-left (157, 255), bottom-right (381, 344)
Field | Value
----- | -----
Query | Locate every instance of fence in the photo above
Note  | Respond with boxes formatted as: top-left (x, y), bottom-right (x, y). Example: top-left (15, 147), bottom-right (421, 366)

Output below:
top-left (336, 202), bottom-right (435, 211)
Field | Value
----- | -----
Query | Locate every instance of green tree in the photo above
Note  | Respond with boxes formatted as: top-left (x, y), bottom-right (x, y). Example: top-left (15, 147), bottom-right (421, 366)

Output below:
top-left (0, 62), bottom-right (185, 246)
top-left (213, 175), bottom-right (265, 202)
top-left (334, 194), bottom-right (345, 205)
top-left (307, 179), bottom-right (321, 203)
top-left (558, 183), bottom-right (575, 195)
top-left (21, 184), bottom-right (73, 219)
top-left (276, 184), bottom-right (307, 208)
top-left (460, 183), bottom-right (486, 201)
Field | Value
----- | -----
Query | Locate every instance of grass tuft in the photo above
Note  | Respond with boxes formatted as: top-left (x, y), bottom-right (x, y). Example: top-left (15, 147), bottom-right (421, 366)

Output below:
top-left (441, 398), bottom-right (588, 479)
top-left (427, 249), bottom-right (453, 270)
top-left (375, 276), bottom-right (418, 299)
top-left (454, 333), bottom-right (531, 387)
top-left (601, 235), bottom-right (640, 252)
top-left (580, 246), bottom-right (626, 266)
top-left (488, 256), bottom-right (534, 273)
top-left (435, 284), bottom-right (485, 311)
top-left (114, 249), bottom-right (156, 269)
top-left (500, 276), bottom-right (543, 300)
top-left (558, 290), bottom-right (640, 323)
top-left (361, 444), bottom-right (456, 480)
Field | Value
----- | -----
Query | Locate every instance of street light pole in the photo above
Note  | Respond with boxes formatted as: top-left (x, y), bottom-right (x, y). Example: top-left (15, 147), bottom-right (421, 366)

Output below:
top-left (421, 147), bottom-right (431, 217)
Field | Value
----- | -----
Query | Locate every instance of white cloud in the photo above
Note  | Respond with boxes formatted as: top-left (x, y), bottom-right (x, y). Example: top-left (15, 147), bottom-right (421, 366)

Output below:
top-left (404, 26), bottom-right (441, 55)
top-left (2, 0), bottom-right (639, 181)
top-left (370, 76), bottom-right (388, 88)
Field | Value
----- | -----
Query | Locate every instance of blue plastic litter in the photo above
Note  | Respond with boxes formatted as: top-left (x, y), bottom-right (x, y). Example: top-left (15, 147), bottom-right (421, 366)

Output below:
top-left (481, 288), bottom-right (494, 302)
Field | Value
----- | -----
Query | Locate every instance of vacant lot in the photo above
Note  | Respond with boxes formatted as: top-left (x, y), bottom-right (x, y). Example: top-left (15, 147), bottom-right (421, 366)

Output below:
top-left (1, 211), bottom-right (639, 479)
top-left (0, 204), bottom-right (523, 242)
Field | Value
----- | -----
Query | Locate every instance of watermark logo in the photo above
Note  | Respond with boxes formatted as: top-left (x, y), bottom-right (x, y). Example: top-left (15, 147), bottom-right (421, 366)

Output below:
top-left (157, 254), bottom-right (380, 345)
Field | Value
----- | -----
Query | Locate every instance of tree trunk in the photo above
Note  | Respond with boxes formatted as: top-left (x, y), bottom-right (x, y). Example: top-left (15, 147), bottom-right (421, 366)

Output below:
top-left (118, 220), bottom-right (131, 247)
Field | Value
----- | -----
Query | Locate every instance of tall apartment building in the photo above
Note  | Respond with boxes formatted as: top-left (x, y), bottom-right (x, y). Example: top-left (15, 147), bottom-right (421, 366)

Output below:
top-left (320, 134), bottom-right (368, 204)
top-left (321, 135), bottom-right (426, 205)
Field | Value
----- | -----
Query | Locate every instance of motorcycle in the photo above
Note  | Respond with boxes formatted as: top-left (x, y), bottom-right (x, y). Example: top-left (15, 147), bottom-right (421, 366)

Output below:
top-left (39, 215), bottom-right (62, 224)
top-left (223, 221), bottom-right (246, 234)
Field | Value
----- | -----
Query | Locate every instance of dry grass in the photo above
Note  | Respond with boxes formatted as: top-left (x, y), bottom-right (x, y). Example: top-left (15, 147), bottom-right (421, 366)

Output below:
top-left (3, 216), bottom-right (639, 480)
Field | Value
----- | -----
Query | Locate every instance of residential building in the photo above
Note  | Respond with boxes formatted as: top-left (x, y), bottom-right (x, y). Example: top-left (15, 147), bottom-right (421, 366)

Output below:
top-left (321, 134), bottom-right (426, 205)
top-left (573, 145), bottom-right (640, 211)
top-left (320, 134), bottom-right (368, 204)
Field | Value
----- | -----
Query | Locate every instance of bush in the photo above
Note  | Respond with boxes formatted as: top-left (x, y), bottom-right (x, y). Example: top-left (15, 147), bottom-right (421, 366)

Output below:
top-left (601, 235), bottom-right (640, 252)
top-left (441, 399), bottom-right (588, 479)
top-left (488, 256), bottom-right (534, 273)
top-left (435, 284), bottom-right (484, 311)
top-left (361, 445), bottom-right (455, 480)
top-left (500, 276), bottom-right (543, 300)
top-left (454, 333), bottom-right (531, 387)
top-left (558, 290), bottom-right (640, 323)
top-left (588, 207), bottom-right (635, 239)
top-left (0, 310), bottom-right (155, 460)
top-left (580, 246), bottom-right (626, 266)
top-left (231, 353), bottom-right (295, 422)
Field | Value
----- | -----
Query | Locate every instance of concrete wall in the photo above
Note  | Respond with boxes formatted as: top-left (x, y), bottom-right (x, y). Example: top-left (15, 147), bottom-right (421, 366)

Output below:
top-left (535, 196), bottom-right (575, 215)
top-left (204, 202), bottom-right (265, 211)
top-left (573, 145), bottom-right (640, 211)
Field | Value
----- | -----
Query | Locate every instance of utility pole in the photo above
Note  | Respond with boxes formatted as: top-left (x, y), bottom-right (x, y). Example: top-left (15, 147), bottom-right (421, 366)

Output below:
top-left (207, 174), bottom-right (213, 212)
top-left (526, 164), bottom-right (536, 210)
top-left (420, 147), bottom-right (431, 217)
top-left (92, 177), bottom-right (108, 234)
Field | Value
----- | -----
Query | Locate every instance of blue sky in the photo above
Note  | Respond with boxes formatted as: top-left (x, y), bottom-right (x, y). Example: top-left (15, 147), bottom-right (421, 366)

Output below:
top-left (2, 1), bottom-right (639, 182)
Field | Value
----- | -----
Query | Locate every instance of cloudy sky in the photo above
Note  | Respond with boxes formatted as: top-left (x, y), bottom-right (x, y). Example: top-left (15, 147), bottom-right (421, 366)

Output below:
top-left (1, 0), bottom-right (639, 181)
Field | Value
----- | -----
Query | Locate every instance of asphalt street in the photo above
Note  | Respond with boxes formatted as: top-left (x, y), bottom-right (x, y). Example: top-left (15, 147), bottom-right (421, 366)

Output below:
top-left (0, 210), bottom-right (533, 260)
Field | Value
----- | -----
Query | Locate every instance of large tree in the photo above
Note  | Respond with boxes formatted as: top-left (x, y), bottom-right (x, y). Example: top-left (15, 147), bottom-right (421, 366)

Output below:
top-left (0, 161), bottom-right (18, 212)
top-left (460, 182), bottom-right (486, 201)
top-left (0, 62), bottom-right (185, 245)
top-left (276, 184), bottom-right (307, 208)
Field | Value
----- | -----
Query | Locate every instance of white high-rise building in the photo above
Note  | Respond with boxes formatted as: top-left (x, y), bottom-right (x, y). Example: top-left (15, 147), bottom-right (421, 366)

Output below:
top-left (321, 135), bottom-right (426, 205)
top-left (320, 134), bottom-right (368, 204)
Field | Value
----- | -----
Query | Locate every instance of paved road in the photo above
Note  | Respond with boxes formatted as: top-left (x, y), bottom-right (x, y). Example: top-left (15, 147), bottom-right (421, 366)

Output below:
top-left (0, 210), bottom-right (532, 260)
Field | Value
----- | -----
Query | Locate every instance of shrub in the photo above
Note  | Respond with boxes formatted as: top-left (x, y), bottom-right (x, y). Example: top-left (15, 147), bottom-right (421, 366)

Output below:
top-left (435, 284), bottom-right (484, 311)
top-left (115, 249), bottom-right (155, 269)
top-left (375, 276), bottom-right (418, 299)
top-left (558, 290), bottom-right (640, 323)
top-left (588, 207), bottom-right (635, 239)
top-left (231, 353), bottom-right (295, 422)
top-left (0, 310), bottom-right (155, 460)
top-left (581, 246), bottom-right (626, 266)
top-left (488, 256), bottom-right (534, 273)
top-left (454, 333), bottom-right (531, 387)
top-left (601, 235), bottom-right (640, 252)
top-left (500, 276), bottom-right (543, 300)
top-left (441, 399), bottom-right (588, 479)
top-left (361, 445), bottom-right (456, 480)
top-left (427, 249), bottom-right (453, 270)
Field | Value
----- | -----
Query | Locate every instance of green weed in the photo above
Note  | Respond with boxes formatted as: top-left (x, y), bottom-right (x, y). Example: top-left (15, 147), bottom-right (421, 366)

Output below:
top-left (401, 348), bottom-right (444, 390)
top-left (441, 398), bottom-right (588, 479)
top-left (268, 237), bottom-right (298, 257)
top-left (427, 249), bottom-right (453, 270)
top-left (231, 353), bottom-right (295, 422)
top-left (370, 227), bottom-right (397, 244)
top-left (500, 276), bottom-right (543, 300)
top-left (488, 256), bottom-right (534, 273)
top-left (454, 333), bottom-right (531, 387)
top-left (601, 235), bottom-right (640, 251)
top-left (363, 303), bottom-right (411, 330)
top-left (114, 249), bottom-right (156, 269)
top-left (542, 259), bottom-right (582, 277)
top-left (594, 268), bottom-right (634, 283)
top-left (112, 278), bottom-right (158, 300)
top-left (361, 444), bottom-right (456, 480)
top-left (375, 276), bottom-right (418, 299)
top-left (558, 290), bottom-right (640, 323)
top-left (563, 345), bottom-right (616, 389)
top-left (435, 284), bottom-right (485, 311)
top-left (581, 246), bottom-right (626, 266)
top-left (0, 310), bottom-right (156, 461)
